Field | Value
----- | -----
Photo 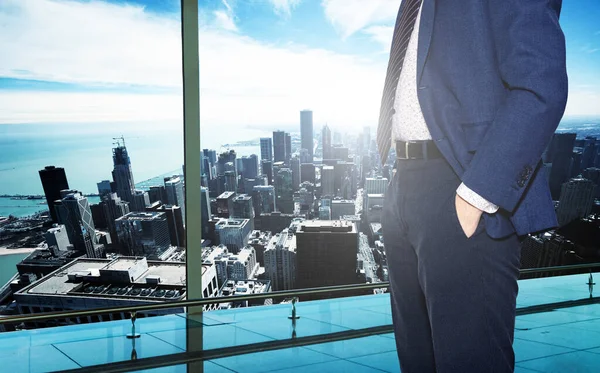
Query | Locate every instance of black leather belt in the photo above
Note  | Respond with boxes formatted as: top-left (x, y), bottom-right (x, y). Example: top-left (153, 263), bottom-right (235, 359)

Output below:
top-left (395, 140), bottom-right (443, 160)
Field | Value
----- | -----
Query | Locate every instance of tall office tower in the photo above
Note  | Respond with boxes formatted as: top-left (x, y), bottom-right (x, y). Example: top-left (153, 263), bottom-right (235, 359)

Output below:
top-left (148, 185), bottom-right (167, 204)
top-left (264, 229), bottom-right (297, 291)
top-left (44, 225), bottom-right (71, 251)
top-left (275, 168), bottom-right (294, 214)
top-left (201, 152), bottom-right (213, 181)
top-left (285, 132), bottom-right (292, 164)
top-left (331, 200), bottom-right (356, 219)
top-left (301, 163), bottom-right (316, 184)
top-left (243, 177), bottom-right (266, 195)
top-left (583, 168), bottom-right (600, 198)
top-left (252, 185), bottom-right (276, 215)
top-left (115, 212), bottom-right (171, 258)
top-left (217, 150), bottom-right (237, 175)
top-left (300, 110), bottom-right (314, 162)
top-left (236, 158), bottom-right (244, 177)
top-left (90, 203), bottom-right (107, 229)
top-left (201, 187), bottom-right (211, 239)
top-left (39, 166), bottom-right (70, 222)
top-left (581, 137), bottom-right (597, 171)
top-left (365, 177), bottom-right (388, 195)
top-left (164, 176), bottom-right (185, 220)
top-left (290, 156), bottom-right (301, 191)
top-left (203, 148), bottom-right (217, 165)
top-left (101, 192), bottom-right (130, 246)
top-left (147, 203), bottom-right (185, 248)
top-left (216, 191), bottom-right (236, 218)
top-left (111, 138), bottom-right (136, 204)
top-left (214, 218), bottom-right (253, 253)
top-left (273, 130), bottom-right (286, 163)
top-left (332, 146), bottom-right (349, 161)
top-left (261, 160), bottom-right (273, 185)
top-left (130, 190), bottom-right (150, 212)
top-left (241, 155), bottom-right (259, 179)
top-left (295, 220), bottom-right (358, 290)
top-left (556, 178), bottom-right (596, 227)
top-left (260, 137), bottom-right (273, 161)
top-left (333, 131), bottom-right (342, 146)
top-left (322, 124), bottom-right (332, 160)
top-left (322, 166), bottom-right (335, 197)
top-left (546, 133), bottom-right (577, 199)
top-left (224, 170), bottom-right (237, 192)
top-left (96, 180), bottom-right (112, 198)
top-left (362, 126), bottom-right (371, 154)
top-left (232, 194), bottom-right (255, 230)
top-left (54, 192), bottom-right (98, 256)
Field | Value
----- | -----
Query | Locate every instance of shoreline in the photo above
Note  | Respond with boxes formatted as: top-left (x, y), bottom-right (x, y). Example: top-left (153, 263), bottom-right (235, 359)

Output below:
top-left (0, 247), bottom-right (37, 256)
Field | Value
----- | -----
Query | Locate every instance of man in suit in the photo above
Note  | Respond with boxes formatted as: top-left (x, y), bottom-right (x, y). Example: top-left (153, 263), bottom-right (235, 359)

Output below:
top-left (378, 0), bottom-right (567, 372)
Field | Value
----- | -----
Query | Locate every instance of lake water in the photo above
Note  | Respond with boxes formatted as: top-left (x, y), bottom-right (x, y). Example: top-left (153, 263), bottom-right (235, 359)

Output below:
top-left (0, 253), bottom-right (28, 288)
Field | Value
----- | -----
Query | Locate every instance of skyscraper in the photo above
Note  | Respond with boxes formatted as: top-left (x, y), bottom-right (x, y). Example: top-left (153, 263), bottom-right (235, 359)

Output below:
top-left (322, 125), bottom-right (332, 160)
top-left (201, 187), bottom-right (211, 239)
top-left (101, 192), bottom-right (130, 246)
top-left (216, 191), bottom-right (236, 218)
top-left (130, 190), bottom-right (150, 212)
top-left (241, 155), bottom-right (259, 179)
top-left (264, 229), bottom-right (297, 291)
top-left (54, 191), bottom-right (98, 257)
top-left (232, 194), bottom-right (255, 230)
top-left (164, 176), bottom-right (185, 220)
top-left (285, 132), bottom-right (292, 164)
top-left (252, 185), bottom-right (276, 215)
top-left (115, 212), bottom-right (171, 258)
top-left (556, 178), bottom-right (596, 226)
top-left (260, 137), bottom-right (273, 162)
top-left (322, 165), bottom-right (335, 197)
top-left (96, 180), bottom-right (113, 198)
top-left (146, 203), bottom-right (186, 248)
top-left (214, 218), bottom-right (252, 253)
top-left (111, 138), bottom-right (136, 204)
top-left (273, 130), bottom-right (286, 163)
top-left (290, 156), bottom-right (301, 191)
top-left (39, 166), bottom-right (69, 222)
top-left (300, 110), bottom-right (314, 162)
top-left (295, 220), bottom-right (358, 290)
top-left (262, 160), bottom-right (273, 185)
top-left (275, 168), bottom-right (294, 214)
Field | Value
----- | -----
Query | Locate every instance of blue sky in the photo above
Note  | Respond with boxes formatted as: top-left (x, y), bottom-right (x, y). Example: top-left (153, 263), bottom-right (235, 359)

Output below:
top-left (0, 0), bottom-right (598, 141)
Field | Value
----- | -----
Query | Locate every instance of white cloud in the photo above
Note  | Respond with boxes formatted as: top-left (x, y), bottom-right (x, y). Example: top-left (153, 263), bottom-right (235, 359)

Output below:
top-left (269, 0), bottom-right (302, 18)
top-left (362, 25), bottom-right (394, 51)
top-left (213, 10), bottom-right (238, 32)
top-left (0, 0), bottom-right (387, 139)
top-left (322, 0), bottom-right (400, 39)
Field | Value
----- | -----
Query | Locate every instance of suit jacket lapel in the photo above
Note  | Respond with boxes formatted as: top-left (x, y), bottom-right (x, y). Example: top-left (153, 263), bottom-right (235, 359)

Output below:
top-left (417, 0), bottom-right (435, 85)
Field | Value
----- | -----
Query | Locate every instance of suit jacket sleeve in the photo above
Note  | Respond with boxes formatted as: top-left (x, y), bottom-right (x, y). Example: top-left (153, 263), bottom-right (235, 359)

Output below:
top-left (460, 0), bottom-right (568, 213)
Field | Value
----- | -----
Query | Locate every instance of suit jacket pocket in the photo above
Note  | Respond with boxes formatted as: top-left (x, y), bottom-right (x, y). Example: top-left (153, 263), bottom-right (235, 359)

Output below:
top-left (461, 120), bottom-right (492, 152)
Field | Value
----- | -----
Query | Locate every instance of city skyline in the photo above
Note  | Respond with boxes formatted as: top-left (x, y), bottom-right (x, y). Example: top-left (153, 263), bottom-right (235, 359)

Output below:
top-left (0, 0), bottom-right (598, 139)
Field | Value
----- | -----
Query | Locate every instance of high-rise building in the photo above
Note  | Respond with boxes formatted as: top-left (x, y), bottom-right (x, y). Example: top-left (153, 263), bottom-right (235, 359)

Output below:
top-left (264, 229), bottom-right (297, 291)
top-left (130, 190), bottom-right (150, 212)
top-left (201, 187), bottom-right (211, 239)
top-left (224, 170), bottom-right (237, 192)
top-left (260, 138), bottom-right (273, 162)
top-left (148, 185), bottom-right (167, 204)
top-left (164, 176), bottom-right (185, 220)
top-left (39, 166), bottom-right (70, 222)
top-left (301, 163), bottom-right (316, 184)
top-left (216, 191), bottom-right (236, 218)
top-left (295, 220), bottom-right (358, 290)
top-left (96, 180), bottom-right (113, 198)
top-left (214, 218), bottom-right (252, 253)
top-left (232, 194), bottom-right (255, 230)
top-left (54, 191), bottom-right (99, 257)
top-left (322, 165), bottom-right (335, 197)
top-left (331, 200), bottom-right (355, 219)
top-left (204, 245), bottom-right (258, 285)
top-left (546, 133), bottom-right (577, 199)
top-left (101, 192), bottom-right (130, 246)
top-left (285, 132), bottom-right (292, 164)
top-left (273, 130), bottom-right (286, 163)
top-left (583, 168), bottom-right (600, 198)
top-left (581, 137), bottom-right (597, 171)
top-left (241, 155), bottom-right (259, 179)
top-left (300, 110), bottom-right (314, 162)
top-left (556, 178), bottom-right (596, 226)
top-left (111, 138), bottom-right (136, 204)
top-left (290, 156), bottom-right (301, 191)
top-left (261, 160), bottom-right (273, 185)
top-left (322, 125), bottom-right (332, 160)
top-left (365, 177), bottom-right (388, 195)
top-left (146, 203), bottom-right (186, 248)
top-left (115, 212), bottom-right (171, 258)
top-left (44, 225), bottom-right (71, 251)
top-left (275, 168), bottom-right (294, 214)
top-left (252, 185), bottom-right (276, 215)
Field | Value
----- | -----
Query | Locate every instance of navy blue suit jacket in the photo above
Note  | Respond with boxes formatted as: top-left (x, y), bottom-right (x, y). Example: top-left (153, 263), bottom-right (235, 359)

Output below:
top-left (411, 0), bottom-right (568, 238)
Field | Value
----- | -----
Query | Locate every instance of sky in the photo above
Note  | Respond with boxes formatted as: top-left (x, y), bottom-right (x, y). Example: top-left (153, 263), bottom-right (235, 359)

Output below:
top-left (0, 0), bottom-right (599, 143)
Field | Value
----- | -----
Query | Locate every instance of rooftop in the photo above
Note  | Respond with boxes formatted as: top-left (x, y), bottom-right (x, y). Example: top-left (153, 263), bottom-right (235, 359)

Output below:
top-left (0, 273), bottom-right (599, 372)
top-left (116, 212), bottom-right (165, 221)
top-left (297, 220), bottom-right (356, 233)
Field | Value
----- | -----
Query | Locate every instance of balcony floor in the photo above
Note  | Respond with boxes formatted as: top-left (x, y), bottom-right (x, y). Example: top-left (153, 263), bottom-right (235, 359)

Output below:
top-left (0, 273), bottom-right (599, 373)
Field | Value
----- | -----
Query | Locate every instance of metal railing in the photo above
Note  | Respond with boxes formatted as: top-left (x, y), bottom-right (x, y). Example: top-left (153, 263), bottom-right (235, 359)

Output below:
top-left (0, 262), bottom-right (598, 326)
